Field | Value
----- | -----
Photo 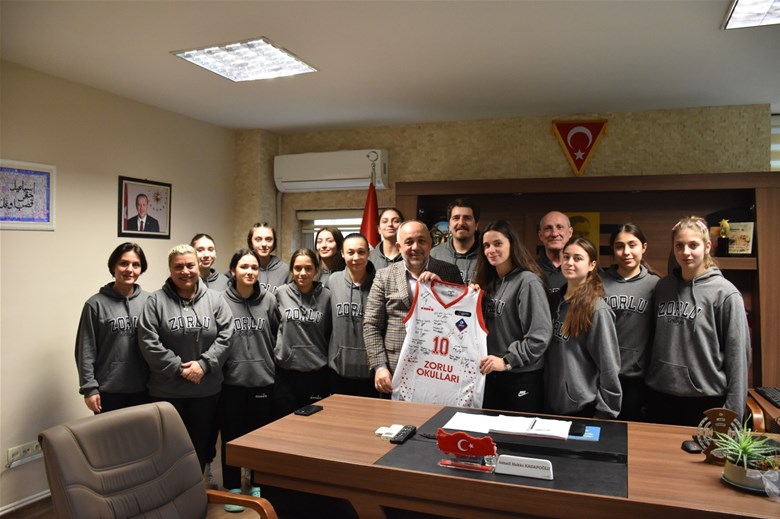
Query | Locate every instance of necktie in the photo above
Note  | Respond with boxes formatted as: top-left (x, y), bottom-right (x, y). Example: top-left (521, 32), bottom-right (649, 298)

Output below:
top-left (140, 220), bottom-right (144, 232)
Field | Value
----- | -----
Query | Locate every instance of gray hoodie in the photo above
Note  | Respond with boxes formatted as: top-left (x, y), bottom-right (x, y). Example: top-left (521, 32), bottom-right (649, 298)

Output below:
top-left (318, 264), bottom-right (344, 286)
top-left (221, 282), bottom-right (280, 387)
top-left (546, 291), bottom-right (622, 418)
top-left (646, 267), bottom-right (749, 418)
top-left (369, 241), bottom-right (402, 270)
top-left (325, 263), bottom-right (376, 378)
top-left (204, 268), bottom-right (230, 291)
top-left (274, 282), bottom-right (332, 372)
top-left (484, 269), bottom-right (552, 373)
top-left (258, 256), bottom-right (291, 294)
top-left (138, 279), bottom-right (233, 398)
top-left (601, 265), bottom-right (659, 378)
top-left (75, 283), bottom-right (150, 397)
top-left (430, 233), bottom-right (480, 283)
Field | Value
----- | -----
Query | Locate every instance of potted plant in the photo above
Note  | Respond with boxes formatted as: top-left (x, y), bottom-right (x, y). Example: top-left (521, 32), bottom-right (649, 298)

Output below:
top-left (713, 426), bottom-right (779, 493)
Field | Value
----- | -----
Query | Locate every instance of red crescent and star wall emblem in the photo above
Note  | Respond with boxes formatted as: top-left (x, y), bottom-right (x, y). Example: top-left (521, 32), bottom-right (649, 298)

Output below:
top-left (552, 120), bottom-right (608, 176)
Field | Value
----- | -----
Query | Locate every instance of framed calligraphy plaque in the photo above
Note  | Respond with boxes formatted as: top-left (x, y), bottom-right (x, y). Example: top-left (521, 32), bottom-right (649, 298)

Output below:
top-left (0, 159), bottom-right (56, 231)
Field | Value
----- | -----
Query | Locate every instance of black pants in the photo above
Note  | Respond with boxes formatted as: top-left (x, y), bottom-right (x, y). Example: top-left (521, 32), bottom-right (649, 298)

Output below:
top-left (329, 369), bottom-right (379, 399)
top-left (151, 394), bottom-right (220, 472)
top-left (482, 369), bottom-right (544, 413)
top-left (564, 401), bottom-right (598, 419)
top-left (97, 391), bottom-right (148, 414)
top-left (646, 388), bottom-right (725, 426)
top-left (617, 376), bottom-right (648, 422)
top-left (273, 367), bottom-right (329, 419)
top-left (218, 383), bottom-right (274, 489)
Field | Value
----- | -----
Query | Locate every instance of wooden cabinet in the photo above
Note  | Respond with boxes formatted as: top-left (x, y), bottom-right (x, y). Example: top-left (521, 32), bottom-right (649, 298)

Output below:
top-left (396, 172), bottom-right (779, 386)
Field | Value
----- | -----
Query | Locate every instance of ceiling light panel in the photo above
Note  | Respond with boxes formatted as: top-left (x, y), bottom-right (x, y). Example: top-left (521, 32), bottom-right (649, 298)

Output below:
top-left (173, 37), bottom-right (316, 82)
top-left (723, 0), bottom-right (780, 29)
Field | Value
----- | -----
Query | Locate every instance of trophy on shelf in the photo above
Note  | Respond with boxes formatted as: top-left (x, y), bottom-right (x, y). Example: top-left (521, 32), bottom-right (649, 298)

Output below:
top-left (715, 219), bottom-right (731, 257)
top-left (429, 220), bottom-right (450, 246)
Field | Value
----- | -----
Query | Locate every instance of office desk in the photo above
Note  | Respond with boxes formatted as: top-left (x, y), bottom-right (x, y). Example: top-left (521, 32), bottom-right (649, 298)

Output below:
top-left (227, 394), bottom-right (778, 519)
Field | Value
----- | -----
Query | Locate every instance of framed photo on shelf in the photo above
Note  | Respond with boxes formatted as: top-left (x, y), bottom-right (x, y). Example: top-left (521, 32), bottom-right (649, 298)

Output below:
top-left (118, 176), bottom-right (171, 239)
top-left (0, 159), bottom-right (56, 231)
top-left (727, 222), bottom-right (754, 255)
top-left (566, 211), bottom-right (601, 258)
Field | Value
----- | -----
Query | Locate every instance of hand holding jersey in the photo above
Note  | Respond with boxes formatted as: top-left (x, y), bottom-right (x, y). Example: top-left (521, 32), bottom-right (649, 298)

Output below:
top-left (478, 355), bottom-right (510, 374)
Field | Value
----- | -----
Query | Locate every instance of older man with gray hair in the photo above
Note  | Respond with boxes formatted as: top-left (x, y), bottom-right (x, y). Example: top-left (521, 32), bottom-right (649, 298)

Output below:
top-left (536, 211), bottom-right (573, 294)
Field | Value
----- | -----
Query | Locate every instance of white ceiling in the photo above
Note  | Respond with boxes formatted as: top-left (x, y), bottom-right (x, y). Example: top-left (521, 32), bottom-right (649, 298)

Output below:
top-left (2, 0), bottom-right (779, 134)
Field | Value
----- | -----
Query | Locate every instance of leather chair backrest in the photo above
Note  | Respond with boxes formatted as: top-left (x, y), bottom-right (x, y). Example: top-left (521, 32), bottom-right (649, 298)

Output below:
top-left (39, 402), bottom-right (207, 519)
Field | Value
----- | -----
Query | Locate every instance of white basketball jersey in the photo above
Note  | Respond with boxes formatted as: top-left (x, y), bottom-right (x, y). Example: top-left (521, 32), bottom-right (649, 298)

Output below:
top-left (392, 280), bottom-right (488, 407)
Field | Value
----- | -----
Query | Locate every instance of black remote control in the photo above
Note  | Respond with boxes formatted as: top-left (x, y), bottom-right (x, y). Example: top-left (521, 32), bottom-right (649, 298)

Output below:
top-left (390, 425), bottom-right (416, 444)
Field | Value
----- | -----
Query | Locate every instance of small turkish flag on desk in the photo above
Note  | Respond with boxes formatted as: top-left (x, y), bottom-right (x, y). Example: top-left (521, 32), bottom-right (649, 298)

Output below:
top-left (436, 429), bottom-right (496, 458)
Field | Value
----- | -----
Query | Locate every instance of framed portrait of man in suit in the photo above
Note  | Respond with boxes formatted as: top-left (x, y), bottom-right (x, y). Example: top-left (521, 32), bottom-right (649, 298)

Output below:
top-left (118, 176), bottom-right (171, 239)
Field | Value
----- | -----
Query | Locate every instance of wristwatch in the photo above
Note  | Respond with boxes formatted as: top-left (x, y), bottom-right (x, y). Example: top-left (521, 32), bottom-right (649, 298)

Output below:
top-left (503, 357), bottom-right (512, 371)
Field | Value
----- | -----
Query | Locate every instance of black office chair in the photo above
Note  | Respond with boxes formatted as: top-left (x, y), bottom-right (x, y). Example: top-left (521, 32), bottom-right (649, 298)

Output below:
top-left (38, 401), bottom-right (277, 518)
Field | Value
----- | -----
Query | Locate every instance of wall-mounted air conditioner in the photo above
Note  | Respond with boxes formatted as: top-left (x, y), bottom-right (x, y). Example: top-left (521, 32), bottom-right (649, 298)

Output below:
top-left (274, 149), bottom-right (388, 192)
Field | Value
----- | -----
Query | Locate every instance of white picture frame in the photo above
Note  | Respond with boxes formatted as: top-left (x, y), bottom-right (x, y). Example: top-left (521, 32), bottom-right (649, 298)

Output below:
top-left (0, 159), bottom-right (56, 231)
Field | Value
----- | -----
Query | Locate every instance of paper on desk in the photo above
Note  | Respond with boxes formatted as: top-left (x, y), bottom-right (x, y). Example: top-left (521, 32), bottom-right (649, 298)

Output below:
top-left (442, 412), bottom-right (572, 440)
top-left (519, 417), bottom-right (572, 440)
top-left (442, 412), bottom-right (494, 433)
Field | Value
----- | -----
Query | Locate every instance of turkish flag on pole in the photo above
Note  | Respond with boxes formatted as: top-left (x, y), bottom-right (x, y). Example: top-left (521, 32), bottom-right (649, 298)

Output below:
top-left (360, 182), bottom-right (380, 247)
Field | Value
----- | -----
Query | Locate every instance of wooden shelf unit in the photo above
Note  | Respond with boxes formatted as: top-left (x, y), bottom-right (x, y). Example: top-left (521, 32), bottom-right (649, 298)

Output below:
top-left (396, 172), bottom-right (779, 386)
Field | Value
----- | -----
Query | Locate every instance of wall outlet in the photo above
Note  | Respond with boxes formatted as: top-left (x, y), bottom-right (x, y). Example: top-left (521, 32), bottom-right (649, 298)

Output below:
top-left (7, 440), bottom-right (42, 464)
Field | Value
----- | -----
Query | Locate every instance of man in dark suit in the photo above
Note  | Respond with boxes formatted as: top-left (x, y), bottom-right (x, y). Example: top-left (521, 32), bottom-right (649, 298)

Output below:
top-left (126, 193), bottom-right (160, 232)
top-left (363, 220), bottom-right (462, 395)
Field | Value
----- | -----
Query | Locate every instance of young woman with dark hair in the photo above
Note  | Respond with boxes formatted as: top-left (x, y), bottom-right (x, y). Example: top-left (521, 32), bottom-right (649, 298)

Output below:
top-left (76, 242), bottom-right (150, 413)
top-left (190, 233), bottom-right (229, 291)
top-left (326, 233), bottom-right (378, 398)
top-left (602, 223), bottom-right (659, 421)
top-left (369, 208), bottom-right (404, 268)
top-left (545, 237), bottom-right (622, 419)
top-left (475, 220), bottom-right (552, 413)
top-left (273, 249), bottom-right (332, 418)
top-left (218, 248), bottom-right (279, 508)
top-left (246, 222), bottom-right (290, 294)
top-left (315, 226), bottom-right (345, 284)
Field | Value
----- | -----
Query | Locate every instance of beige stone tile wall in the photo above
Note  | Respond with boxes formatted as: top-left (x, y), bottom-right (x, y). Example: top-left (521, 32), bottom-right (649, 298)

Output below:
top-left (238, 104), bottom-right (771, 258)
top-left (233, 129), bottom-right (279, 250)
